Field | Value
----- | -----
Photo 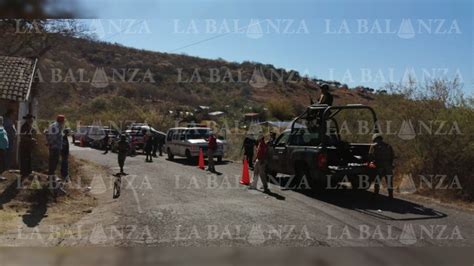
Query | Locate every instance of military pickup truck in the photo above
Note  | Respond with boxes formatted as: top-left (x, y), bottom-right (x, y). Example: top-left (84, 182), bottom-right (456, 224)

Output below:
top-left (266, 104), bottom-right (379, 191)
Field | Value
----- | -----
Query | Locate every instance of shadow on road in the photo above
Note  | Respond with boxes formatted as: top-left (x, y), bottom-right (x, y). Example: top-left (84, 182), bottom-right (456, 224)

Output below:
top-left (271, 176), bottom-right (447, 221)
top-left (167, 158), bottom-right (232, 167)
top-left (0, 178), bottom-right (20, 209)
top-left (22, 188), bottom-right (49, 227)
top-left (265, 190), bottom-right (286, 201)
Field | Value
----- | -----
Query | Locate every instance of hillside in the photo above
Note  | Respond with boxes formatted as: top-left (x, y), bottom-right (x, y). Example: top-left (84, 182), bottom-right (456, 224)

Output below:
top-left (32, 36), bottom-right (375, 122)
top-left (1, 32), bottom-right (472, 203)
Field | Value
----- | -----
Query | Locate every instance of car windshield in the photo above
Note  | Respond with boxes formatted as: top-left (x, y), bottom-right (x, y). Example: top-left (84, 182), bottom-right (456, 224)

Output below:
top-left (186, 129), bottom-right (210, 139)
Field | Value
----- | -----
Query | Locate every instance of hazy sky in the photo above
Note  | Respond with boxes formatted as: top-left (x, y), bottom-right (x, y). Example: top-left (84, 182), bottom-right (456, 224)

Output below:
top-left (77, 0), bottom-right (472, 93)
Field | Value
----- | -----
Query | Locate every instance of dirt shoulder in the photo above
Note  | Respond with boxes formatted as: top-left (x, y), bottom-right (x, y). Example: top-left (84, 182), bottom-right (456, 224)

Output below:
top-left (0, 157), bottom-right (107, 246)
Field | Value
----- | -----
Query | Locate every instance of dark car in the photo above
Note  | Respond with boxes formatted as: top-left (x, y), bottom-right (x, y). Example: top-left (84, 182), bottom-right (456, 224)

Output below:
top-left (266, 104), bottom-right (379, 191)
top-left (126, 125), bottom-right (164, 152)
top-left (89, 128), bottom-right (119, 150)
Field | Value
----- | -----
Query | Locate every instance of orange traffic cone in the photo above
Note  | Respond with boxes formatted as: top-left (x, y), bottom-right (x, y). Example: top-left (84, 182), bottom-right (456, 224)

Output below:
top-left (239, 156), bottom-right (250, 185)
top-left (197, 148), bottom-right (205, 170)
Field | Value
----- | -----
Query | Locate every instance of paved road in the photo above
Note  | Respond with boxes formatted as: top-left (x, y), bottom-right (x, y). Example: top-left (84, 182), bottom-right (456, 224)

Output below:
top-left (68, 144), bottom-right (474, 247)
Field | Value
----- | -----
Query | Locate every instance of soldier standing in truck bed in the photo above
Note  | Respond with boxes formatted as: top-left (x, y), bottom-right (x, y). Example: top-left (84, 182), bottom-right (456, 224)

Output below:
top-left (368, 133), bottom-right (395, 199)
top-left (318, 84), bottom-right (333, 106)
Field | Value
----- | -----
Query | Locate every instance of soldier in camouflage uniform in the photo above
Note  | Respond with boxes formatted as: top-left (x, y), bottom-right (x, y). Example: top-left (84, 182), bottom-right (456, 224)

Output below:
top-left (368, 133), bottom-right (395, 199)
top-left (117, 134), bottom-right (130, 175)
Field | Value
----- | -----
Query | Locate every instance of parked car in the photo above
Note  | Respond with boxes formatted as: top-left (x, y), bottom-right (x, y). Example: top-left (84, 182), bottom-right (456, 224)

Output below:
top-left (72, 126), bottom-right (92, 145)
top-left (266, 104), bottom-right (379, 191)
top-left (126, 125), bottom-right (164, 151)
top-left (165, 127), bottom-right (225, 163)
top-left (89, 128), bottom-right (119, 150)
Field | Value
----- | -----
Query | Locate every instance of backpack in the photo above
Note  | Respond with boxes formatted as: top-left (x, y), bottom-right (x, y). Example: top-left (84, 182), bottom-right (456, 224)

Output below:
top-left (0, 128), bottom-right (8, 150)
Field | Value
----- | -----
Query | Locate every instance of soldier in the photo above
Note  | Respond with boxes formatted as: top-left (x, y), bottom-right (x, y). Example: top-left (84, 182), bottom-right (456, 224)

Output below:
top-left (158, 135), bottom-right (165, 156)
top-left (152, 134), bottom-right (159, 157)
top-left (102, 132), bottom-right (109, 154)
top-left (206, 133), bottom-right (217, 173)
top-left (241, 135), bottom-right (256, 169)
top-left (318, 84), bottom-right (333, 106)
top-left (144, 132), bottom-right (154, 162)
top-left (117, 134), bottom-right (130, 175)
top-left (368, 133), bottom-right (395, 199)
top-left (19, 114), bottom-right (36, 178)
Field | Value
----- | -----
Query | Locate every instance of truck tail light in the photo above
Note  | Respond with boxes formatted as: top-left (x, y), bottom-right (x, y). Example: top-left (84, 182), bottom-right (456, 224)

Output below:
top-left (317, 153), bottom-right (327, 169)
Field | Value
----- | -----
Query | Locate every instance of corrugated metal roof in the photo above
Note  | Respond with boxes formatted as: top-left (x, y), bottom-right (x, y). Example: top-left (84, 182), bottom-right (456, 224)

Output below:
top-left (0, 56), bottom-right (37, 102)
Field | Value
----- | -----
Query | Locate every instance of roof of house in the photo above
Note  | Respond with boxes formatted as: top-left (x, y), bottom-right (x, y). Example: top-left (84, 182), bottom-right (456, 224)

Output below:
top-left (0, 56), bottom-right (37, 102)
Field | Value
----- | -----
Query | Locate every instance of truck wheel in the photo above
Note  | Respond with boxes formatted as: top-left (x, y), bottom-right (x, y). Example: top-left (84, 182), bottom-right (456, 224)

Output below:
top-left (167, 148), bottom-right (174, 160)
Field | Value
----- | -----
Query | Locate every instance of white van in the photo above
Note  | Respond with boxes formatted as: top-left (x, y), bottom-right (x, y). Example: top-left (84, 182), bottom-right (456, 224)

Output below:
top-left (165, 127), bottom-right (225, 163)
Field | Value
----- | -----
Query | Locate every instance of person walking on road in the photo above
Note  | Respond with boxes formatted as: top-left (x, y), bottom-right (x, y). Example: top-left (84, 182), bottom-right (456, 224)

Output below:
top-left (152, 134), bottom-right (159, 157)
top-left (117, 134), bottom-right (130, 175)
top-left (19, 114), bottom-right (36, 178)
top-left (46, 115), bottom-right (65, 181)
top-left (3, 109), bottom-right (16, 171)
top-left (102, 132), bottom-right (110, 154)
top-left (158, 135), bottom-right (164, 156)
top-left (0, 116), bottom-right (9, 181)
top-left (249, 136), bottom-right (270, 193)
top-left (61, 128), bottom-right (70, 182)
top-left (206, 133), bottom-right (217, 172)
top-left (144, 133), bottom-right (154, 162)
top-left (369, 133), bottom-right (395, 199)
top-left (241, 136), bottom-right (256, 169)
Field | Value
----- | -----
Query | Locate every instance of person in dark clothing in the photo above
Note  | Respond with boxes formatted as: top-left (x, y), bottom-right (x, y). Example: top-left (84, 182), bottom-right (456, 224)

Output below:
top-left (368, 133), bottom-right (395, 199)
top-left (206, 133), bottom-right (218, 172)
top-left (144, 133), bottom-right (154, 162)
top-left (241, 136), bottom-right (256, 169)
top-left (102, 133), bottom-right (110, 154)
top-left (318, 84), bottom-right (333, 106)
top-left (152, 135), bottom-right (159, 157)
top-left (61, 129), bottom-right (70, 182)
top-left (268, 132), bottom-right (277, 146)
top-left (117, 134), bottom-right (130, 174)
top-left (3, 109), bottom-right (16, 171)
top-left (19, 114), bottom-right (36, 178)
top-left (158, 135), bottom-right (165, 156)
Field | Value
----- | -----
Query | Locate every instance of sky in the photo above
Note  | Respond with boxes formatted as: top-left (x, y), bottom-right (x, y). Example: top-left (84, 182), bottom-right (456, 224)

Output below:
top-left (74, 0), bottom-right (472, 93)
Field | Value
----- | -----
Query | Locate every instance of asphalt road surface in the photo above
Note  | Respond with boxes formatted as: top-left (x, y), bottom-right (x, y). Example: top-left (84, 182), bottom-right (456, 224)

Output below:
top-left (68, 144), bottom-right (474, 247)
